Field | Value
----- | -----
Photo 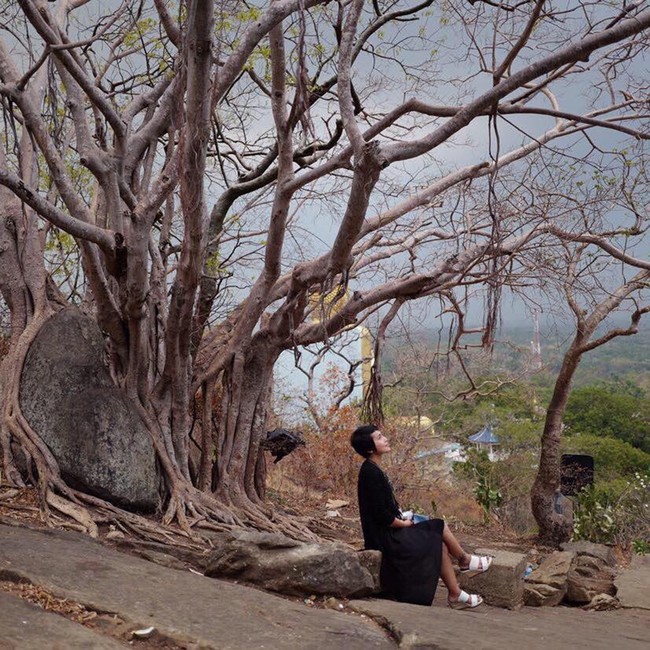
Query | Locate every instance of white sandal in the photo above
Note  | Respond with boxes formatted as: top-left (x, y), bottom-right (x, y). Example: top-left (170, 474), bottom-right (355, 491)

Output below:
top-left (448, 590), bottom-right (483, 610)
top-left (459, 554), bottom-right (492, 577)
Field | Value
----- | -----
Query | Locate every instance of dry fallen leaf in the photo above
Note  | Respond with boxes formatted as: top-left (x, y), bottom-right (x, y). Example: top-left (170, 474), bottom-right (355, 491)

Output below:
top-left (325, 499), bottom-right (349, 510)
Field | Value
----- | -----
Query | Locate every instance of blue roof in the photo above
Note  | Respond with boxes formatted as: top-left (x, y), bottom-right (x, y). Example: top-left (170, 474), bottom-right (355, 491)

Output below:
top-left (469, 425), bottom-right (500, 444)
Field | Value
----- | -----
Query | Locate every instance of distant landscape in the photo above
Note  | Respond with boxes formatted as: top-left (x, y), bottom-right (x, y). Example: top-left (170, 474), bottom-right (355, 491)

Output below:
top-left (383, 317), bottom-right (650, 391)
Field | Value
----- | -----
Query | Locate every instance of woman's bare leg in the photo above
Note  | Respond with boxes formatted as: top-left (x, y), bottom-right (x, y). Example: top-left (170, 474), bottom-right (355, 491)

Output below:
top-left (442, 522), bottom-right (469, 567)
top-left (440, 544), bottom-right (462, 601)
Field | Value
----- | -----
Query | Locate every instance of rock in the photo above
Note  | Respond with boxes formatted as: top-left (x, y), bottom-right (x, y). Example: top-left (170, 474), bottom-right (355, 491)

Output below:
top-left (205, 530), bottom-right (377, 598)
top-left (615, 554), bottom-right (650, 610)
top-left (524, 581), bottom-right (566, 607)
top-left (358, 549), bottom-right (382, 591)
top-left (458, 547), bottom-right (527, 609)
top-left (0, 523), bottom-right (392, 649)
top-left (583, 594), bottom-right (620, 611)
top-left (20, 308), bottom-right (159, 510)
top-left (565, 555), bottom-right (616, 604)
top-left (560, 541), bottom-right (616, 567)
top-left (323, 597), bottom-right (343, 610)
top-left (0, 591), bottom-right (125, 649)
top-left (524, 551), bottom-right (575, 607)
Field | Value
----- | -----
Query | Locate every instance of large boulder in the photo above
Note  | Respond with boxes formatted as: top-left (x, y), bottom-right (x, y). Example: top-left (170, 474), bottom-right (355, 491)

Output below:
top-left (565, 554), bottom-right (617, 604)
top-left (524, 551), bottom-right (575, 607)
top-left (204, 530), bottom-right (378, 598)
top-left (457, 547), bottom-right (527, 610)
top-left (20, 308), bottom-right (159, 510)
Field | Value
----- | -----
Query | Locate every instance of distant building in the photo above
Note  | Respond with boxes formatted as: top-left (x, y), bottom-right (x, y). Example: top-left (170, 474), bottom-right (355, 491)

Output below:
top-left (394, 415), bottom-right (435, 435)
top-left (415, 442), bottom-right (466, 463)
top-left (468, 424), bottom-right (502, 461)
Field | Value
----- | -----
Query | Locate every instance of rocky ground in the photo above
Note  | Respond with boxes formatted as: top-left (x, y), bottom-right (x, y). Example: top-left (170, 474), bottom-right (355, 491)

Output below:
top-left (0, 512), bottom-right (648, 649)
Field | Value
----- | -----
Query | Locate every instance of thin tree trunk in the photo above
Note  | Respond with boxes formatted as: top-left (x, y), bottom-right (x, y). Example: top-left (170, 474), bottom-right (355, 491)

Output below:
top-left (531, 343), bottom-right (581, 545)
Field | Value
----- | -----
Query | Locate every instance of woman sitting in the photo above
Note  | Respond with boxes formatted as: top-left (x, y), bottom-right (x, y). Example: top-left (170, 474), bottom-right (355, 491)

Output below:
top-left (351, 424), bottom-right (491, 608)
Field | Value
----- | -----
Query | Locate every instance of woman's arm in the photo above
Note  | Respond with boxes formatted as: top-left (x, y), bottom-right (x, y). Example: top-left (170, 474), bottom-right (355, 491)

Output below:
top-left (390, 517), bottom-right (414, 528)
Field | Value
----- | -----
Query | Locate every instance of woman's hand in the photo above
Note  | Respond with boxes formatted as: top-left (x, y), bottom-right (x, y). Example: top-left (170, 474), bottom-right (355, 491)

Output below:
top-left (390, 517), bottom-right (414, 528)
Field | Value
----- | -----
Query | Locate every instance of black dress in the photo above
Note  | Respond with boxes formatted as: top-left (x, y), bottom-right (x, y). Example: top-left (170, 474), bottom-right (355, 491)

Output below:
top-left (357, 459), bottom-right (444, 606)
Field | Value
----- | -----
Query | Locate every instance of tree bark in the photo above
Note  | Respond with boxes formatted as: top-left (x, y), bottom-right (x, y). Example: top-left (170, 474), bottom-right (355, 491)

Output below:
top-left (214, 339), bottom-right (279, 508)
top-left (530, 343), bottom-right (581, 545)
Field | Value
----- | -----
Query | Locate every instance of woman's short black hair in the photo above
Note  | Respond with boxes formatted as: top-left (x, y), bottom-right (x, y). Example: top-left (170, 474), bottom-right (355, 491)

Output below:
top-left (351, 424), bottom-right (379, 458)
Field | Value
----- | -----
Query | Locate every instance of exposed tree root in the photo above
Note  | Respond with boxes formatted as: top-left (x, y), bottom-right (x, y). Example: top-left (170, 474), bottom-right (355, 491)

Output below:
top-left (46, 491), bottom-right (99, 538)
top-left (1, 313), bottom-right (322, 547)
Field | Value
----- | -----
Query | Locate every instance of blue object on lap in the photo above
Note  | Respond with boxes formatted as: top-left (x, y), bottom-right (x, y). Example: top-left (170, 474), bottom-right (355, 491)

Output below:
top-left (413, 514), bottom-right (430, 524)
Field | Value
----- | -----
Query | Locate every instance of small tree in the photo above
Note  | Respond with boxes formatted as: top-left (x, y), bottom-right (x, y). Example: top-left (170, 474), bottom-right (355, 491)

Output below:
top-left (531, 245), bottom-right (650, 544)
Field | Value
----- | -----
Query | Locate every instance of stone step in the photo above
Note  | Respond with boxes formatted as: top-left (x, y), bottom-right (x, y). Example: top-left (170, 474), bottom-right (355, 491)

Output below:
top-left (457, 547), bottom-right (527, 610)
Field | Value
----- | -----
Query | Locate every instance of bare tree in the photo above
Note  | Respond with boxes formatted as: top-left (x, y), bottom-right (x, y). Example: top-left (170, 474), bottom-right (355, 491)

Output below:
top-left (530, 221), bottom-right (650, 544)
top-left (0, 0), bottom-right (649, 537)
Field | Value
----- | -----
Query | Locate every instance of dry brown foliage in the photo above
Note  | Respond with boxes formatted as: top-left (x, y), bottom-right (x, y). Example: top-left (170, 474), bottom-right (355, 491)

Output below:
top-left (0, 580), bottom-right (98, 624)
top-left (270, 410), bottom-right (488, 527)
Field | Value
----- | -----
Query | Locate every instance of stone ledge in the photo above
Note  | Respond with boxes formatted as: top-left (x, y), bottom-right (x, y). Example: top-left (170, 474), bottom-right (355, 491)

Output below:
top-left (615, 555), bottom-right (650, 610)
top-left (0, 591), bottom-right (124, 650)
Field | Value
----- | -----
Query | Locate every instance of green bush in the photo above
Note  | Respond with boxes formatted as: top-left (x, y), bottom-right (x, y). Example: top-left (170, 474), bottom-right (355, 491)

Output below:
top-left (632, 539), bottom-right (650, 555)
top-left (453, 448), bottom-right (502, 522)
top-left (562, 434), bottom-right (650, 481)
top-left (572, 485), bottom-right (617, 544)
top-left (572, 472), bottom-right (650, 548)
top-left (565, 385), bottom-right (650, 453)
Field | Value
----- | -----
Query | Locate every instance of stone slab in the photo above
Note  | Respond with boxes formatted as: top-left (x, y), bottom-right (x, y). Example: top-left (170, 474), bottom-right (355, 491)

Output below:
top-left (349, 597), bottom-right (650, 650)
top-left (458, 547), bottom-right (526, 609)
top-left (0, 591), bottom-right (124, 650)
top-left (560, 541), bottom-right (616, 567)
top-left (0, 524), bottom-right (391, 650)
top-left (205, 530), bottom-right (376, 598)
top-left (616, 555), bottom-right (650, 610)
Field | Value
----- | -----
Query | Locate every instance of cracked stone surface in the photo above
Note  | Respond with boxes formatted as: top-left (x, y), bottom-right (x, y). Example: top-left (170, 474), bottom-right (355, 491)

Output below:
top-left (1, 521), bottom-right (649, 650)
top-left (0, 524), bottom-right (391, 650)
top-left (349, 597), bottom-right (650, 650)
top-left (0, 591), bottom-right (125, 649)
top-left (616, 555), bottom-right (650, 610)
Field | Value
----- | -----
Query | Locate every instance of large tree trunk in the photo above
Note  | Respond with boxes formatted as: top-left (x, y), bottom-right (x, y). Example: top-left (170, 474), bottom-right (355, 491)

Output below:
top-left (213, 340), bottom-right (279, 513)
